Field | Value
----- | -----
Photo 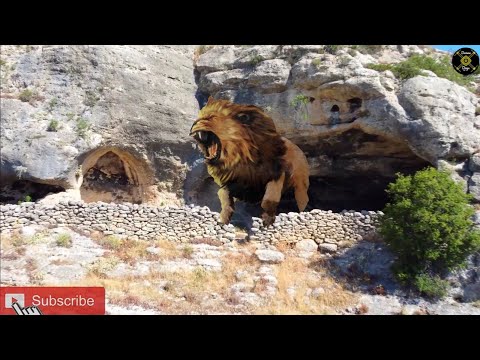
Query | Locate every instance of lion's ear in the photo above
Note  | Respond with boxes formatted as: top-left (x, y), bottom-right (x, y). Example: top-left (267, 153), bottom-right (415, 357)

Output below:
top-left (207, 96), bottom-right (215, 105)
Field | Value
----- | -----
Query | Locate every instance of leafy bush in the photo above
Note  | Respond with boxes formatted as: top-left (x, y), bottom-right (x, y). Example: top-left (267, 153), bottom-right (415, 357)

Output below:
top-left (76, 117), bottom-right (90, 138)
top-left (289, 94), bottom-right (310, 120)
top-left (476, 107), bottom-right (480, 116)
top-left (414, 273), bottom-right (449, 299)
top-left (47, 119), bottom-right (59, 132)
top-left (0, 59), bottom-right (6, 66)
top-left (379, 167), bottom-right (480, 295)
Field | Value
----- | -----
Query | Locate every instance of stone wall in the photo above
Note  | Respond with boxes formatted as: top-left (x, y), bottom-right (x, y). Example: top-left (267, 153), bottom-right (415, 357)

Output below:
top-left (0, 201), bottom-right (382, 247)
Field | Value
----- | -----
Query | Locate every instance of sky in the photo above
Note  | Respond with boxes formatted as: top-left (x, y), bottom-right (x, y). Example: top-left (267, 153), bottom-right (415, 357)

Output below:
top-left (432, 45), bottom-right (480, 54)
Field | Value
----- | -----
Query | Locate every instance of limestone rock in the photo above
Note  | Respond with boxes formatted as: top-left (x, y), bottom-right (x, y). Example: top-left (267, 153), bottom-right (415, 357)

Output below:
top-left (255, 249), bottom-right (285, 264)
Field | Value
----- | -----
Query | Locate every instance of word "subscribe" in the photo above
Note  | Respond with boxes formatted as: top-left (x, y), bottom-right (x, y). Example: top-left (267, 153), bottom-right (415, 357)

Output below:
top-left (32, 294), bottom-right (95, 307)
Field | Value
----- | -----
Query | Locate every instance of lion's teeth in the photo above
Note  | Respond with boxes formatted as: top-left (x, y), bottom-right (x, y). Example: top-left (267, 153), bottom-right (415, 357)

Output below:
top-left (198, 131), bottom-right (205, 141)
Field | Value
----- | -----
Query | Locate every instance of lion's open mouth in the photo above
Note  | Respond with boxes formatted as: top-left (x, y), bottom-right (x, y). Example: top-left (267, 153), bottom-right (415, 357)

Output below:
top-left (191, 130), bottom-right (222, 163)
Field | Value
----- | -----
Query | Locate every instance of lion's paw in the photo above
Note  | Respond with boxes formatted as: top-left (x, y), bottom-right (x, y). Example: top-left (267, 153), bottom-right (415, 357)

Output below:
top-left (262, 213), bottom-right (275, 227)
top-left (220, 211), bottom-right (232, 225)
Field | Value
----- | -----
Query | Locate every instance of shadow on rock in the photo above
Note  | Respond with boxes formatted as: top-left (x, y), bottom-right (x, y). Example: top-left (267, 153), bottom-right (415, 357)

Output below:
top-left (312, 240), bottom-right (404, 297)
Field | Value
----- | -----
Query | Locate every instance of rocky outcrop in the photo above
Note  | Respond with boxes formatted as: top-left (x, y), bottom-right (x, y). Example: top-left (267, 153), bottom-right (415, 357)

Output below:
top-left (2, 45), bottom-right (479, 210)
top-left (0, 45), bottom-right (199, 205)
top-left (193, 45), bottom-right (480, 207)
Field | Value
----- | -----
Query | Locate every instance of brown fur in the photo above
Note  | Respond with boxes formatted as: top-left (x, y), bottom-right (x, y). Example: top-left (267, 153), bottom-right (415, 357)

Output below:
top-left (190, 97), bottom-right (309, 226)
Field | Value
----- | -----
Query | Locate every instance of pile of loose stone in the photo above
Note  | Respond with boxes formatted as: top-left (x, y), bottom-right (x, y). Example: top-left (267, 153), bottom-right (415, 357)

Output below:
top-left (0, 201), bottom-right (382, 247)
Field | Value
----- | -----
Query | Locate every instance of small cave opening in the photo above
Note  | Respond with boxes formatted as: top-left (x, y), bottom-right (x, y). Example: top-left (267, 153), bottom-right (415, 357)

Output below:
top-left (80, 147), bottom-right (153, 204)
top-left (348, 98), bottom-right (362, 113)
top-left (0, 180), bottom-right (65, 205)
top-left (330, 105), bottom-right (340, 112)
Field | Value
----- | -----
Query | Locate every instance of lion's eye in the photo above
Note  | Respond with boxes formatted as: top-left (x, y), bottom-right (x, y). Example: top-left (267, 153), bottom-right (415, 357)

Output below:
top-left (236, 113), bottom-right (251, 123)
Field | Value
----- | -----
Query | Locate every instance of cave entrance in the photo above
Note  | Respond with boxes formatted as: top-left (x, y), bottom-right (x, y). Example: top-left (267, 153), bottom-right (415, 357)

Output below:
top-left (80, 147), bottom-right (154, 204)
top-left (280, 128), bottom-right (431, 212)
top-left (0, 180), bottom-right (65, 205)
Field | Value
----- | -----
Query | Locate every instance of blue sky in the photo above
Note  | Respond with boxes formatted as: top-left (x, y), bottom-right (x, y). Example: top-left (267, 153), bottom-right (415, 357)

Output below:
top-left (433, 45), bottom-right (480, 54)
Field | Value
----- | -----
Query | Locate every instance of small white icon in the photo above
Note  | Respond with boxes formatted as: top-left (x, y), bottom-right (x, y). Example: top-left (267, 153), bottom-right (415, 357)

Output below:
top-left (5, 294), bottom-right (25, 308)
top-left (12, 301), bottom-right (43, 315)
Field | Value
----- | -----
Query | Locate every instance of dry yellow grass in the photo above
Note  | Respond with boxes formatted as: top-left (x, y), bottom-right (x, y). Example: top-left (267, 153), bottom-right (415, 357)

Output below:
top-left (254, 257), bottom-right (356, 315)
top-left (70, 244), bottom-right (261, 314)
top-left (6, 229), bottom-right (357, 314)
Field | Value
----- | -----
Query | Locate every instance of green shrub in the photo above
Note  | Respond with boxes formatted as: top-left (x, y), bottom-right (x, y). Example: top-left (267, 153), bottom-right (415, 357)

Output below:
top-left (414, 273), bottom-right (449, 299)
top-left (249, 54), bottom-right (264, 66)
top-left (366, 63), bottom-right (394, 72)
top-left (76, 117), bottom-right (90, 138)
top-left (476, 107), bottom-right (480, 116)
top-left (19, 89), bottom-right (34, 102)
top-left (289, 94), bottom-right (310, 120)
top-left (17, 194), bottom-right (32, 205)
top-left (48, 98), bottom-right (58, 112)
top-left (379, 167), bottom-right (480, 286)
top-left (0, 59), bottom-right (6, 66)
top-left (366, 54), bottom-right (472, 87)
top-left (56, 233), bottom-right (73, 248)
top-left (289, 94), bottom-right (309, 108)
top-left (47, 119), bottom-right (59, 132)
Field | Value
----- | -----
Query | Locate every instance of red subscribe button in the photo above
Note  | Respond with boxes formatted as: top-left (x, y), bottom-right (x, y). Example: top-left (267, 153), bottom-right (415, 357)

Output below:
top-left (0, 287), bottom-right (105, 315)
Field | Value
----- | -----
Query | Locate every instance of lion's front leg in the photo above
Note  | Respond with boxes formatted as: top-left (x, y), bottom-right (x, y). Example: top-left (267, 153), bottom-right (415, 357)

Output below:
top-left (261, 172), bottom-right (285, 227)
top-left (218, 187), bottom-right (235, 224)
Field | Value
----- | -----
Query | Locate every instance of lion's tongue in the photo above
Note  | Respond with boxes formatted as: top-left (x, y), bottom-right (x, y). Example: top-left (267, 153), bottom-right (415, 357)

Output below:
top-left (207, 143), bottom-right (218, 159)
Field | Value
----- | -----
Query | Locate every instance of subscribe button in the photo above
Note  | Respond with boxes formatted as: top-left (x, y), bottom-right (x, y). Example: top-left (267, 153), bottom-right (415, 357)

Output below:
top-left (0, 287), bottom-right (105, 315)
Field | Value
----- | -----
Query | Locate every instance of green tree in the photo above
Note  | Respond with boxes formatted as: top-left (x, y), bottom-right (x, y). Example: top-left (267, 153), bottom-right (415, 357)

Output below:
top-left (379, 167), bottom-right (480, 296)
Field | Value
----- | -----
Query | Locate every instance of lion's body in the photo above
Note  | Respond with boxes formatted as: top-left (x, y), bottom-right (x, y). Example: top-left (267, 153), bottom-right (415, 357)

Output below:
top-left (190, 98), bottom-right (309, 226)
top-left (207, 137), bottom-right (309, 207)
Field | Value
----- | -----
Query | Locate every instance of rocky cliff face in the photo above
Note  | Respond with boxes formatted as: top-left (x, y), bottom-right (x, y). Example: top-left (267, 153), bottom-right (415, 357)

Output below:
top-left (193, 45), bottom-right (480, 211)
top-left (0, 45), bottom-right (199, 205)
top-left (1, 45), bottom-right (479, 214)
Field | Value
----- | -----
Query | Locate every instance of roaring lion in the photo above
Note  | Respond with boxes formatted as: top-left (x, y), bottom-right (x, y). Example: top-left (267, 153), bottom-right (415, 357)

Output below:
top-left (190, 97), bottom-right (309, 227)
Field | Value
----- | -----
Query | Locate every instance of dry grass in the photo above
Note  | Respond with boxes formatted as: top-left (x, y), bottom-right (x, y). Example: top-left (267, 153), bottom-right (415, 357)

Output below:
top-left (254, 257), bottom-right (356, 315)
top-left (71, 246), bottom-right (260, 314)
top-left (50, 258), bottom-right (76, 266)
top-left (56, 233), bottom-right (72, 248)
top-left (25, 258), bottom-right (44, 284)
top-left (92, 234), bottom-right (162, 264)
top-left (26, 232), bottom-right (356, 314)
top-left (181, 245), bottom-right (194, 259)
top-left (193, 45), bottom-right (214, 63)
top-left (189, 237), bottom-right (223, 246)
top-left (68, 245), bottom-right (357, 314)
